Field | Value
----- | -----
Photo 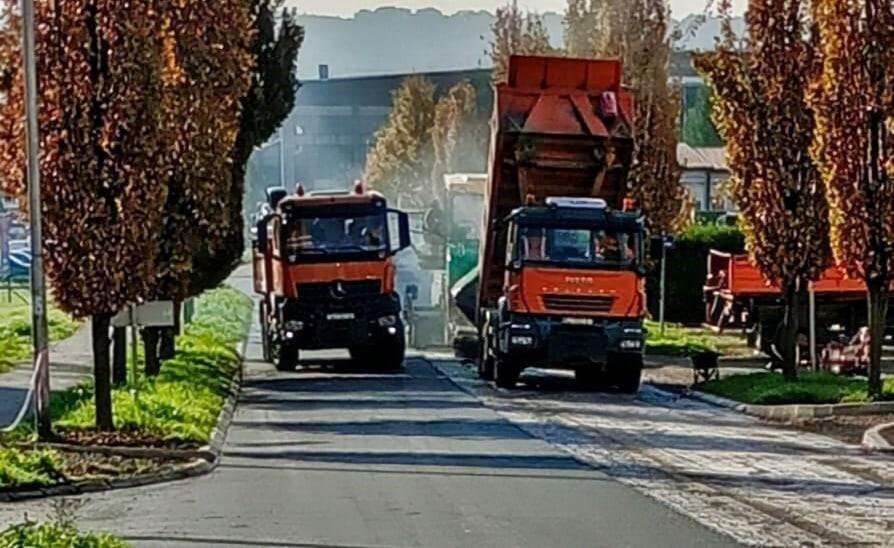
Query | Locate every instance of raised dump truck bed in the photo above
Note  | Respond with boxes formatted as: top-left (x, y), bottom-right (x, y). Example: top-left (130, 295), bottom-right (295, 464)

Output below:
top-left (476, 55), bottom-right (646, 391)
top-left (478, 55), bottom-right (636, 315)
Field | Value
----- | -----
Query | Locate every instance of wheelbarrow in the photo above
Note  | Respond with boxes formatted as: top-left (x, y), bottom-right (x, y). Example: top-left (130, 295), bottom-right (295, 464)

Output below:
top-left (692, 351), bottom-right (721, 384)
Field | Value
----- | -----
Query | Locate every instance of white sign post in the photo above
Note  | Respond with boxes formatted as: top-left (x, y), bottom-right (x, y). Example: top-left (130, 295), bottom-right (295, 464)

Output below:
top-left (112, 301), bottom-right (176, 402)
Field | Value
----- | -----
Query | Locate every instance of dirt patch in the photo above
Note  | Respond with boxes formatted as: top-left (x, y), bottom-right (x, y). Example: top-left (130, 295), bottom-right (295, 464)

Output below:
top-left (774, 414), bottom-right (894, 445)
top-left (53, 427), bottom-right (200, 450)
top-left (57, 450), bottom-right (189, 482)
top-left (880, 424), bottom-right (894, 447)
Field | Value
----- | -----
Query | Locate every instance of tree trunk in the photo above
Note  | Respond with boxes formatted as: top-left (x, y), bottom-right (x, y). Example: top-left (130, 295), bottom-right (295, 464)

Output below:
top-left (158, 301), bottom-right (180, 360)
top-left (143, 327), bottom-right (161, 377)
top-left (780, 281), bottom-right (800, 381)
top-left (867, 280), bottom-right (888, 400)
top-left (91, 314), bottom-right (114, 431)
top-left (112, 327), bottom-right (127, 386)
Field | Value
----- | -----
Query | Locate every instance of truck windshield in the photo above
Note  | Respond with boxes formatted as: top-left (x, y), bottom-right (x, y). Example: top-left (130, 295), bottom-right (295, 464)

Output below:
top-left (518, 226), bottom-right (639, 267)
top-left (284, 213), bottom-right (387, 261)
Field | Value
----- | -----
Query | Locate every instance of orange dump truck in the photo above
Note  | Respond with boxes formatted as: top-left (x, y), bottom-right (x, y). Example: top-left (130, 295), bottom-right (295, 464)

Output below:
top-left (704, 250), bottom-right (894, 353)
top-left (476, 55), bottom-right (646, 391)
top-left (252, 184), bottom-right (411, 371)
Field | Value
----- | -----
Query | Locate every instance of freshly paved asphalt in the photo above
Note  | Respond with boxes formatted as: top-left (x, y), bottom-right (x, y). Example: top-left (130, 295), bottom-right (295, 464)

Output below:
top-left (3, 269), bottom-right (738, 547)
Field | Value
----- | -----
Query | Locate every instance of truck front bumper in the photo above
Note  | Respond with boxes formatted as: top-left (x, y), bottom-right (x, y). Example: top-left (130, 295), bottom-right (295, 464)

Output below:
top-left (498, 314), bottom-right (644, 370)
top-left (279, 294), bottom-right (403, 349)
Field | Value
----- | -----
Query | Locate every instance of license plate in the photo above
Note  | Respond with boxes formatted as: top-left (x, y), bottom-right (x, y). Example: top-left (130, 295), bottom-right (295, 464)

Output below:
top-left (563, 318), bottom-right (592, 325)
top-left (327, 312), bottom-right (355, 321)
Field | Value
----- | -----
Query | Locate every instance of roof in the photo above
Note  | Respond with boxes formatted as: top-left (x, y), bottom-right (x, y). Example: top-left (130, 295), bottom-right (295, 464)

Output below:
top-left (677, 144), bottom-right (728, 172)
top-left (302, 67), bottom-right (492, 85)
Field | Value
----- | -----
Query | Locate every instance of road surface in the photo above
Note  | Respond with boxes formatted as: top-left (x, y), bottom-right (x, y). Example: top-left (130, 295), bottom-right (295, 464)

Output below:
top-left (0, 272), bottom-right (736, 547)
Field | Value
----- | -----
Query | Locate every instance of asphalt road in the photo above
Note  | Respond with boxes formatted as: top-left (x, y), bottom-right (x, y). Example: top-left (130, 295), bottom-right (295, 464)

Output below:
top-left (31, 345), bottom-right (735, 546)
top-left (4, 270), bottom-right (738, 547)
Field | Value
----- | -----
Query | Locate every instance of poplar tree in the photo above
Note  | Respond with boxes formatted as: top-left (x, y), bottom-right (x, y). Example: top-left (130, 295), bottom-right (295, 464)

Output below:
top-left (809, 0), bottom-right (894, 397)
top-left (364, 75), bottom-right (437, 206)
top-left (564, 0), bottom-right (687, 234)
top-left (697, 0), bottom-right (829, 379)
top-left (490, 1), bottom-right (555, 84)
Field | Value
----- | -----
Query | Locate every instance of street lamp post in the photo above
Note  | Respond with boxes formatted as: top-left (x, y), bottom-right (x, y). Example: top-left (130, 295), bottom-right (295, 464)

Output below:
top-left (22, 0), bottom-right (51, 438)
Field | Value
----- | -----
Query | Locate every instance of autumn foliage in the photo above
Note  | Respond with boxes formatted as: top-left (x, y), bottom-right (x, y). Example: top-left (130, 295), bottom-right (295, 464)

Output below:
top-left (490, 0), bottom-right (555, 84)
top-left (562, 0), bottom-right (688, 234)
top-left (696, 0), bottom-right (829, 378)
top-left (809, 0), bottom-right (894, 397)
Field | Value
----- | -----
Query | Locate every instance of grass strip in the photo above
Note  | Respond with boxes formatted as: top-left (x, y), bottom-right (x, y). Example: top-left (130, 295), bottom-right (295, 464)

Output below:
top-left (698, 371), bottom-right (894, 405)
top-left (0, 299), bottom-right (81, 373)
top-left (0, 286), bottom-right (252, 490)
top-left (0, 521), bottom-right (128, 548)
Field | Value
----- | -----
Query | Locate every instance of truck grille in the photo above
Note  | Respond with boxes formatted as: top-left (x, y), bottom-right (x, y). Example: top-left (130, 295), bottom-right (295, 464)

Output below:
top-left (297, 280), bottom-right (382, 301)
top-left (542, 294), bottom-right (615, 313)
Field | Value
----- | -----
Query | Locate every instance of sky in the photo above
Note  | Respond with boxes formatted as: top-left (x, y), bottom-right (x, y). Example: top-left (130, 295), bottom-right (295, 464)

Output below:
top-left (286, 0), bottom-right (747, 18)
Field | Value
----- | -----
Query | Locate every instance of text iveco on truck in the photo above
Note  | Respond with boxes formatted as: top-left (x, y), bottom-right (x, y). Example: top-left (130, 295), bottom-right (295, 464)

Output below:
top-left (477, 55), bottom-right (646, 391)
top-left (253, 183), bottom-right (411, 371)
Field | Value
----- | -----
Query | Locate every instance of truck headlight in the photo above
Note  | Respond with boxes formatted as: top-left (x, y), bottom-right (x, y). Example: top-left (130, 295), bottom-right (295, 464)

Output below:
top-left (511, 335), bottom-right (535, 347)
top-left (378, 315), bottom-right (398, 327)
top-left (620, 339), bottom-right (642, 350)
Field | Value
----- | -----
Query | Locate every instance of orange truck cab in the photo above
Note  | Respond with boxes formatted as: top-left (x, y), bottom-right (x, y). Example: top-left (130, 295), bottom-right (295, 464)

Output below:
top-left (252, 183), bottom-right (411, 371)
top-left (477, 55), bottom-right (645, 391)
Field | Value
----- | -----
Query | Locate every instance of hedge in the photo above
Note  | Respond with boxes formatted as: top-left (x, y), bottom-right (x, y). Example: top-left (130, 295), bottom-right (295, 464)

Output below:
top-left (646, 223), bottom-right (745, 324)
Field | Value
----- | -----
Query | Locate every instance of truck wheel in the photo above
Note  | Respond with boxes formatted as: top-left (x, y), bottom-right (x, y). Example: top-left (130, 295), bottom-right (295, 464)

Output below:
top-left (478, 335), bottom-right (494, 380)
top-left (611, 354), bottom-right (642, 394)
top-left (259, 303), bottom-right (272, 363)
top-left (381, 334), bottom-right (406, 370)
top-left (493, 354), bottom-right (519, 389)
top-left (275, 343), bottom-right (299, 372)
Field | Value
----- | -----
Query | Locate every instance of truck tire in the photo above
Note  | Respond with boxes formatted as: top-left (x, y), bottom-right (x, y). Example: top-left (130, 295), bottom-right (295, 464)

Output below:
top-left (478, 334), bottom-right (494, 380)
top-left (493, 354), bottom-right (519, 389)
top-left (260, 302), bottom-right (272, 363)
top-left (380, 334), bottom-right (406, 370)
top-left (275, 343), bottom-right (299, 372)
top-left (610, 354), bottom-right (642, 394)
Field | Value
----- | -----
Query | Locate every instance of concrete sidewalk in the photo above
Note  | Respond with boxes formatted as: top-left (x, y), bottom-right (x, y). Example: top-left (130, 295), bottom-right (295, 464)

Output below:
top-left (0, 321), bottom-right (92, 427)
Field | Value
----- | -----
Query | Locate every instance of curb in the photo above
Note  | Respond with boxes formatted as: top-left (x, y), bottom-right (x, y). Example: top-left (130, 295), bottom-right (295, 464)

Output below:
top-left (862, 423), bottom-right (894, 454)
top-left (680, 388), bottom-right (894, 420)
top-left (0, 312), bottom-right (250, 503)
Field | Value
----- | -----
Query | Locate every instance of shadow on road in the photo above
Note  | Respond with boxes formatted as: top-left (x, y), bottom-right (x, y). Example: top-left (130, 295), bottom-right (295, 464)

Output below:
top-left (230, 418), bottom-right (532, 440)
top-left (222, 449), bottom-right (589, 470)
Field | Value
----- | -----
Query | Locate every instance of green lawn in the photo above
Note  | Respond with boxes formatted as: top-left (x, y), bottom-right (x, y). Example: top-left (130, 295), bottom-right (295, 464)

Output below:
top-left (0, 522), bottom-right (128, 548)
top-left (50, 286), bottom-right (252, 442)
top-left (0, 297), bottom-right (81, 373)
top-left (698, 371), bottom-right (894, 405)
top-left (646, 320), bottom-right (754, 358)
top-left (0, 286), bottom-right (252, 491)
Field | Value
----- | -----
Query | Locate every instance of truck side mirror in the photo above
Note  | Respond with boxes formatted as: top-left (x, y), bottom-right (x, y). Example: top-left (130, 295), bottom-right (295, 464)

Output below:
top-left (388, 210), bottom-right (411, 253)
top-left (266, 187), bottom-right (287, 210)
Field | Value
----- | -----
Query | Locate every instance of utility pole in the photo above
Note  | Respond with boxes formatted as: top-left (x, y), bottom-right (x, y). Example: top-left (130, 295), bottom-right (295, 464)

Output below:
top-left (22, 0), bottom-right (51, 439)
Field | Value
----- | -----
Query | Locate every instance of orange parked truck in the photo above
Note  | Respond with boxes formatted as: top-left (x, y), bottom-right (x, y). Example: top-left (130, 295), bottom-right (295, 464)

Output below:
top-left (704, 250), bottom-right (894, 355)
top-left (476, 55), bottom-right (646, 391)
top-left (252, 183), bottom-right (411, 371)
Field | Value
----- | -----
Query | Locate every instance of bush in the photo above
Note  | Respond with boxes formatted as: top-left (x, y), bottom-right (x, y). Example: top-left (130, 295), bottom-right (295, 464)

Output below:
top-left (0, 522), bottom-right (127, 548)
top-left (647, 222), bottom-right (745, 324)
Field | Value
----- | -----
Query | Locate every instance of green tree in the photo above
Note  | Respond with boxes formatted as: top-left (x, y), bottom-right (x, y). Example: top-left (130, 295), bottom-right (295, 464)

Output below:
top-left (682, 85), bottom-right (723, 147)
top-left (697, 0), bottom-right (829, 380)
top-left (364, 75), bottom-right (437, 207)
top-left (809, 0), bottom-right (894, 398)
